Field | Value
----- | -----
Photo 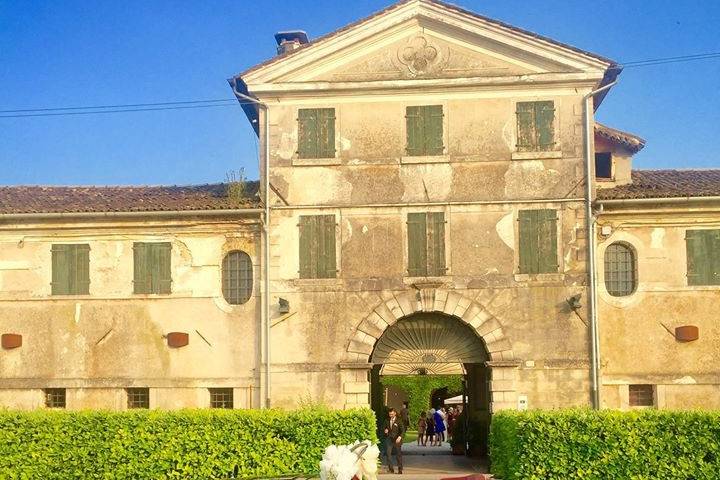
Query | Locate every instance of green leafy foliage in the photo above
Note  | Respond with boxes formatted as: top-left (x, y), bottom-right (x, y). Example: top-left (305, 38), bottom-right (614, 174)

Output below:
top-left (489, 409), bottom-right (720, 480)
top-left (380, 375), bottom-right (462, 426)
top-left (0, 407), bottom-right (376, 479)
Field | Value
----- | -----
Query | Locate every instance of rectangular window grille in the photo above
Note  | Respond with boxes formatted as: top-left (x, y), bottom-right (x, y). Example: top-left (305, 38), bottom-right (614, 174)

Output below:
top-left (133, 242), bottom-right (172, 294)
top-left (604, 243), bottom-right (636, 296)
top-left (209, 388), bottom-right (234, 409)
top-left (297, 108), bottom-right (336, 159)
top-left (51, 244), bottom-right (90, 295)
top-left (516, 101), bottom-right (555, 152)
top-left (595, 152), bottom-right (613, 179)
top-left (45, 388), bottom-right (66, 408)
top-left (629, 384), bottom-right (655, 407)
top-left (685, 229), bottom-right (720, 286)
top-left (518, 209), bottom-right (558, 274)
top-left (406, 105), bottom-right (444, 156)
top-left (407, 212), bottom-right (446, 277)
top-left (298, 215), bottom-right (337, 279)
top-left (126, 388), bottom-right (150, 409)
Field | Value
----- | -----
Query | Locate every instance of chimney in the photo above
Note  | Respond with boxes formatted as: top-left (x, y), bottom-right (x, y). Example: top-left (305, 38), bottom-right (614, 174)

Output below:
top-left (274, 30), bottom-right (309, 55)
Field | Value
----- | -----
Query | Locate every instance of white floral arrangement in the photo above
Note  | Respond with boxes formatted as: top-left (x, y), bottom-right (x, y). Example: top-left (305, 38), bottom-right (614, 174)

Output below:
top-left (319, 440), bottom-right (379, 480)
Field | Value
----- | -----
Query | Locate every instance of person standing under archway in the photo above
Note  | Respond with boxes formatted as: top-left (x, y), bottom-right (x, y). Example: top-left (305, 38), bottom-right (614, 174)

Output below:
top-left (383, 408), bottom-right (405, 474)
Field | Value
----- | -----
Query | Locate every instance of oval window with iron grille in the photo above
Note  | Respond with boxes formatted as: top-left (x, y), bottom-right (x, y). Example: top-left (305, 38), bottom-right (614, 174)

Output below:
top-left (604, 242), bottom-right (637, 297)
top-left (222, 251), bottom-right (253, 305)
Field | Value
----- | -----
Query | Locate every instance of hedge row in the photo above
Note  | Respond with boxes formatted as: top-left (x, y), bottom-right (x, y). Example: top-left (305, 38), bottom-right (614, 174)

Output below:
top-left (0, 407), bottom-right (376, 479)
top-left (489, 409), bottom-right (720, 480)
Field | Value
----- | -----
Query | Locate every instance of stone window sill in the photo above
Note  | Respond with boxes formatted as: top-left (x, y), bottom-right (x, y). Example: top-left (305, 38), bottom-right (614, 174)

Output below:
top-left (292, 157), bottom-right (341, 166)
top-left (511, 151), bottom-right (563, 160)
top-left (514, 273), bottom-right (564, 282)
top-left (400, 155), bottom-right (448, 165)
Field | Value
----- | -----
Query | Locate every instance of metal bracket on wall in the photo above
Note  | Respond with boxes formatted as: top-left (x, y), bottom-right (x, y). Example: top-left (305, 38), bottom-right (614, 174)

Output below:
top-left (271, 311), bottom-right (297, 328)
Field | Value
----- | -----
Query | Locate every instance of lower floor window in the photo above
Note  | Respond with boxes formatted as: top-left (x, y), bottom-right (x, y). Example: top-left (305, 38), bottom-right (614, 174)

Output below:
top-left (209, 388), bottom-right (233, 409)
top-left (126, 388), bottom-right (150, 409)
top-left (629, 384), bottom-right (655, 407)
top-left (45, 388), bottom-right (66, 408)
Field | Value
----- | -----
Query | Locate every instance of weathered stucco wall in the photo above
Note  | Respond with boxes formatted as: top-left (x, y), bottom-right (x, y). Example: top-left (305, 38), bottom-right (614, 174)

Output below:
top-left (0, 219), bottom-right (262, 409)
top-left (597, 208), bottom-right (720, 409)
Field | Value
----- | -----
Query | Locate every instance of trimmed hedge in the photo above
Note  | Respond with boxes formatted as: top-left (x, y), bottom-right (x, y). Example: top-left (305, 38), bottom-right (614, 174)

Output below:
top-left (490, 409), bottom-right (720, 480)
top-left (0, 407), bottom-right (376, 479)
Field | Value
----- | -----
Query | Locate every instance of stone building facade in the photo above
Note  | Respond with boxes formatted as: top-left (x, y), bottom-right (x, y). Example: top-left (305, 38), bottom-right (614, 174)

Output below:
top-left (1, 0), bottom-right (718, 412)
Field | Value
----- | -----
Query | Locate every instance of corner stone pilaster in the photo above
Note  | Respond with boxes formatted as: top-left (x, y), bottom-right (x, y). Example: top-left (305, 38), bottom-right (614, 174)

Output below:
top-left (487, 360), bottom-right (522, 412)
top-left (339, 363), bottom-right (372, 409)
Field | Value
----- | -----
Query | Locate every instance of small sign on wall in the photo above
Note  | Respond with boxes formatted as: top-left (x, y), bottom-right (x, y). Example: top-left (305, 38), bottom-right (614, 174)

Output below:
top-left (517, 394), bottom-right (528, 411)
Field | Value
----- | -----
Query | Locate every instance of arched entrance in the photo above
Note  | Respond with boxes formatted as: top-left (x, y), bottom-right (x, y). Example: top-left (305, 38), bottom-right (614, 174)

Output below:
top-left (369, 312), bottom-right (491, 455)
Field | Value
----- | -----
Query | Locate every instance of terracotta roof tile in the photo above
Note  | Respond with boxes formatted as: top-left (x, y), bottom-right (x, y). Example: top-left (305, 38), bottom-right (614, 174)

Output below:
top-left (597, 170), bottom-right (720, 200)
top-left (0, 182), bottom-right (260, 215)
top-left (595, 123), bottom-right (646, 154)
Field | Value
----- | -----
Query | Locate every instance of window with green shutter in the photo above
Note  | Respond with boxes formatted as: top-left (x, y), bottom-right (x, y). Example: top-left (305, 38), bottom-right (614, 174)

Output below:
top-left (407, 212), bottom-right (446, 276)
top-left (685, 229), bottom-right (720, 286)
top-left (51, 244), bottom-right (90, 295)
top-left (518, 209), bottom-right (558, 274)
top-left (298, 215), bottom-right (337, 279)
top-left (406, 105), bottom-right (444, 156)
top-left (133, 242), bottom-right (172, 294)
top-left (297, 108), bottom-right (335, 159)
top-left (516, 101), bottom-right (555, 152)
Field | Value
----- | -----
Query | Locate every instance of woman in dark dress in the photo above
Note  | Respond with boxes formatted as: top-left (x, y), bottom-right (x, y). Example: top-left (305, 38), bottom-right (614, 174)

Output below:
top-left (424, 410), bottom-right (435, 446)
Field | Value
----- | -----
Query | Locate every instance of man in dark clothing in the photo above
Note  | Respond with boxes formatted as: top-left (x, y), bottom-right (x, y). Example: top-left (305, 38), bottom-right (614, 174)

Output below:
top-left (382, 408), bottom-right (406, 474)
top-left (399, 401), bottom-right (410, 430)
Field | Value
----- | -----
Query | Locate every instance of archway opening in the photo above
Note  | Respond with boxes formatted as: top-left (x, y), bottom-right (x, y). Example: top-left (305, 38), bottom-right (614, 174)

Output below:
top-left (369, 312), bottom-right (491, 457)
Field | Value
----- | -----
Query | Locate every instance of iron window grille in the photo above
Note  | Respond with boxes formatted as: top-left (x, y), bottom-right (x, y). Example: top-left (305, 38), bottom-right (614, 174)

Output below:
top-left (222, 251), bottom-right (253, 304)
top-left (629, 384), bottom-right (655, 407)
top-left (126, 388), bottom-right (150, 409)
top-left (604, 242), bottom-right (637, 296)
top-left (45, 388), bottom-right (66, 408)
top-left (209, 388), bottom-right (234, 409)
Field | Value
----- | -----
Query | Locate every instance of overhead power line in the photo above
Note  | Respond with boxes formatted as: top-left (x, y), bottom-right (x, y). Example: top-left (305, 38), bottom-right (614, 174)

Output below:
top-left (1, 51), bottom-right (718, 119)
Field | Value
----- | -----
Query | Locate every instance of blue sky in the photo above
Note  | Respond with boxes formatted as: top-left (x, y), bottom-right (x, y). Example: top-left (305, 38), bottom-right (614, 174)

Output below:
top-left (1, 0), bottom-right (718, 186)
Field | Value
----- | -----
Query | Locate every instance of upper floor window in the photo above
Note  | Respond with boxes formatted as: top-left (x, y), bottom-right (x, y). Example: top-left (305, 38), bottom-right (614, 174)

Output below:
top-left (595, 152), bottom-right (613, 179)
top-left (407, 212), bottom-right (446, 276)
top-left (133, 242), bottom-right (172, 294)
top-left (299, 215), bottom-right (336, 279)
top-left (604, 242), bottom-right (637, 296)
top-left (297, 108), bottom-right (335, 159)
top-left (686, 229), bottom-right (720, 286)
top-left (51, 244), bottom-right (90, 295)
top-left (518, 209), bottom-right (558, 274)
top-left (406, 105), bottom-right (444, 156)
top-left (516, 101), bottom-right (555, 152)
top-left (222, 251), bottom-right (253, 304)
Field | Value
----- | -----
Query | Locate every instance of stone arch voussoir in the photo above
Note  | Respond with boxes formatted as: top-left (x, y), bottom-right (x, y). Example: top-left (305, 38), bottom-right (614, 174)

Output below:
top-left (345, 288), bottom-right (514, 362)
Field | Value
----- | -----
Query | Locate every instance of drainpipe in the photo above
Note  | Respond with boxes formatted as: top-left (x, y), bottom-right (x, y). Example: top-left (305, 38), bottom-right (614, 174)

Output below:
top-left (232, 85), bottom-right (272, 409)
top-left (583, 78), bottom-right (618, 410)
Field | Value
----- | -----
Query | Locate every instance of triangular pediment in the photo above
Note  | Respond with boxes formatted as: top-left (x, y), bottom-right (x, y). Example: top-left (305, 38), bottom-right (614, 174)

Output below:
top-left (240, 0), bottom-right (614, 87)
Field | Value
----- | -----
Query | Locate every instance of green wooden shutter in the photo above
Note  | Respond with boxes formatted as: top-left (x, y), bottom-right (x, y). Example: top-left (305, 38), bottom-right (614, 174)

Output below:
top-left (133, 243), bottom-right (150, 293)
top-left (427, 212), bottom-right (446, 276)
top-left (406, 106), bottom-right (424, 156)
top-left (518, 210), bottom-right (537, 274)
top-left (686, 230), bottom-right (718, 285)
top-left (298, 109), bottom-right (319, 159)
top-left (74, 244), bottom-right (90, 294)
top-left (155, 243), bottom-right (172, 294)
top-left (535, 101), bottom-right (555, 151)
top-left (318, 215), bottom-right (337, 278)
top-left (424, 105), bottom-right (444, 156)
top-left (712, 231), bottom-right (720, 285)
top-left (298, 216), bottom-right (316, 278)
top-left (537, 210), bottom-right (558, 273)
top-left (318, 108), bottom-right (336, 159)
top-left (51, 244), bottom-right (70, 295)
top-left (516, 102), bottom-right (535, 151)
top-left (407, 213), bottom-right (428, 276)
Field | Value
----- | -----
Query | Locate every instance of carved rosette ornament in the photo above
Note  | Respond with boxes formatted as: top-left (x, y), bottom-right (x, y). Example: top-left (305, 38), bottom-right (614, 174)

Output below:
top-left (397, 35), bottom-right (447, 77)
